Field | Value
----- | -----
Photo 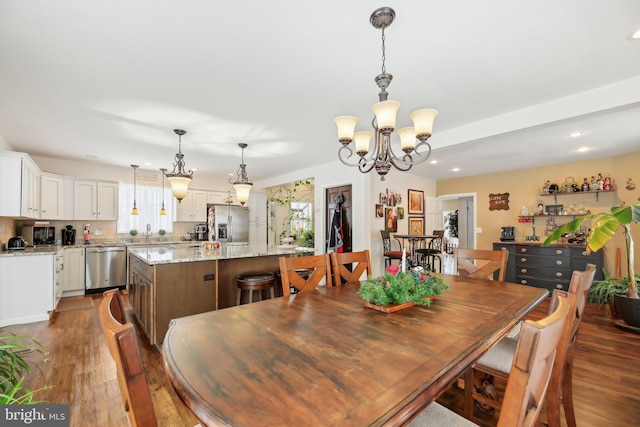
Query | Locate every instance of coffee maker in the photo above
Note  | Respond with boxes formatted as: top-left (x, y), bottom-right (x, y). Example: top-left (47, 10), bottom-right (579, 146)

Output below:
top-left (194, 224), bottom-right (207, 241)
top-left (62, 225), bottom-right (76, 245)
top-left (500, 226), bottom-right (515, 242)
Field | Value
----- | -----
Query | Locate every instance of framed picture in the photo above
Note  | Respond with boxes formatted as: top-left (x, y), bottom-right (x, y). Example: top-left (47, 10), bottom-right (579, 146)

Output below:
top-left (397, 207), bottom-right (404, 219)
top-left (385, 208), bottom-right (397, 232)
top-left (409, 217), bottom-right (424, 236)
top-left (408, 189), bottom-right (424, 215)
top-left (380, 192), bottom-right (388, 205)
top-left (388, 192), bottom-right (397, 207)
top-left (375, 204), bottom-right (384, 218)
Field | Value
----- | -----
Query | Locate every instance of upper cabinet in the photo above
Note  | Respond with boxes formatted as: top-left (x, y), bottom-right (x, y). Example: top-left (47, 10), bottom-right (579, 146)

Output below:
top-left (176, 189), bottom-right (207, 222)
top-left (40, 173), bottom-right (64, 220)
top-left (73, 179), bottom-right (119, 220)
top-left (206, 190), bottom-right (238, 206)
top-left (0, 151), bottom-right (41, 218)
top-left (248, 192), bottom-right (267, 245)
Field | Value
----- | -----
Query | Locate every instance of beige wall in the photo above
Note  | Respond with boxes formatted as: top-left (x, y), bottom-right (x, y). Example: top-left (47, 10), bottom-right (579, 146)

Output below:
top-left (437, 151), bottom-right (640, 277)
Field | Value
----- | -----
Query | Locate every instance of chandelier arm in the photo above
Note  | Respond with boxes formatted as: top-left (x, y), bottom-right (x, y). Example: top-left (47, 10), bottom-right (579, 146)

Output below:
top-left (390, 140), bottom-right (433, 168)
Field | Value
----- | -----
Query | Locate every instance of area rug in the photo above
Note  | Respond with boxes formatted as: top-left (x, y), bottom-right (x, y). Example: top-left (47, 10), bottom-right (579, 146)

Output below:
top-left (56, 296), bottom-right (94, 312)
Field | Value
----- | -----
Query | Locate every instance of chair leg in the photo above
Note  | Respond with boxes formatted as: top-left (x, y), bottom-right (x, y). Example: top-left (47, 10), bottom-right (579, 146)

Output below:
top-left (237, 289), bottom-right (242, 305)
top-left (269, 286), bottom-right (275, 299)
top-left (562, 362), bottom-right (577, 427)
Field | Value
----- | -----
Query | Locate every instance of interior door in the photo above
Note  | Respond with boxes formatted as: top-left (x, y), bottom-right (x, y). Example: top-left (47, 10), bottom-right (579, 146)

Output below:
top-left (325, 185), bottom-right (352, 253)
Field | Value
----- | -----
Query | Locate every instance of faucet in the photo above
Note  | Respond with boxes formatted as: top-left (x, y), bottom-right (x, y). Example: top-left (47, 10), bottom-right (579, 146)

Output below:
top-left (146, 223), bottom-right (151, 243)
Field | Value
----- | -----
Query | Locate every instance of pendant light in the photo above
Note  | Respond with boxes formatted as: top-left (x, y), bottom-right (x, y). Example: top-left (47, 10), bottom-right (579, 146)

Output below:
top-left (159, 168), bottom-right (167, 216)
top-left (131, 164), bottom-right (139, 215)
top-left (164, 129), bottom-right (193, 203)
top-left (230, 143), bottom-right (252, 206)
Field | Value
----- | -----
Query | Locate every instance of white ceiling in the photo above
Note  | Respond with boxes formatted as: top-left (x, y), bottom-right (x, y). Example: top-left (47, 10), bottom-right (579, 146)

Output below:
top-left (1, 1), bottom-right (639, 184)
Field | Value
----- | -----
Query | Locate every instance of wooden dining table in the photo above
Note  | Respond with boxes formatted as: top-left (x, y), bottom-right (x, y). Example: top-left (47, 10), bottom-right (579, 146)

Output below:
top-left (163, 274), bottom-right (548, 426)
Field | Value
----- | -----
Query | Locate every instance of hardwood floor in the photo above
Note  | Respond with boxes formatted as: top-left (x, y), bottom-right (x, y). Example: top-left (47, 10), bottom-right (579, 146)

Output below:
top-left (9, 293), bottom-right (640, 426)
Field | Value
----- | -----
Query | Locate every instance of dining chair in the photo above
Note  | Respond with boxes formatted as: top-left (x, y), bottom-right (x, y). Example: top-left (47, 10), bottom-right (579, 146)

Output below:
top-left (409, 290), bottom-right (570, 427)
top-left (330, 250), bottom-right (372, 287)
top-left (415, 230), bottom-right (444, 272)
top-left (380, 230), bottom-right (406, 267)
top-left (278, 254), bottom-right (332, 297)
top-left (463, 263), bottom-right (596, 426)
top-left (99, 289), bottom-right (158, 427)
top-left (455, 247), bottom-right (509, 281)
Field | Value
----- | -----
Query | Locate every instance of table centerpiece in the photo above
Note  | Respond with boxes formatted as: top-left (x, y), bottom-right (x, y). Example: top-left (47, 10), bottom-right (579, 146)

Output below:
top-left (358, 261), bottom-right (448, 313)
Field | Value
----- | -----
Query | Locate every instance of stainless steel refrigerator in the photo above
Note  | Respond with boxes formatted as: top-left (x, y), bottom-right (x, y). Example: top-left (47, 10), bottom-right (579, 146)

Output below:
top-left (207, 204), bottom-right (250, 243)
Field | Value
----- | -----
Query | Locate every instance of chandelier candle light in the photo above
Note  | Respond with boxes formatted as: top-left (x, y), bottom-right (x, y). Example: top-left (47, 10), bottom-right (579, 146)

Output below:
top-left (159, 168), bottom-right (167, 215)
top-left (335, 7), bottom-right (438, 180)
top-left (230, 143), bottom-right (252, 206)
top-left (164, 129), bottom-right (193, 203)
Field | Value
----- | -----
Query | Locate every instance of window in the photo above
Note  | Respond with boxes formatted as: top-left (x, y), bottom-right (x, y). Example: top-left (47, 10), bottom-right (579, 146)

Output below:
top-left (117, 183), bottom-right (174, 234)
top-left (290, 201), bottom-right (312, 236)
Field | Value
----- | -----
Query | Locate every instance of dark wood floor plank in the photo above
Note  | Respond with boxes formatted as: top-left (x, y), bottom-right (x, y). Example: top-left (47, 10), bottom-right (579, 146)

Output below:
top-left (7, 294), bottom-right (640, 427)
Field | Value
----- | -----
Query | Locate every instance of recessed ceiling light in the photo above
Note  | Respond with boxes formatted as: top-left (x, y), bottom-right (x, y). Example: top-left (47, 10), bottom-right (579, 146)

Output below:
top-left (577, 146), bottom-right (591, 153)
top-left (451, 167), bottom-right (460, 172)
top-left (569, 131), bottom-right (583, 138)
top-left (631, 28), bottom-right (640, 40)
top-left (143, 161), bottom-right (153, 166)
top-left (430, 159), bottom-right (438, 164)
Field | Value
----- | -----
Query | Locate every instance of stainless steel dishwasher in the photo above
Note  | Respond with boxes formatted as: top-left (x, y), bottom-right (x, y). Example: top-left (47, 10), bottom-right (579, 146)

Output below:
top-left (85, 246), bottom-right (127, 293)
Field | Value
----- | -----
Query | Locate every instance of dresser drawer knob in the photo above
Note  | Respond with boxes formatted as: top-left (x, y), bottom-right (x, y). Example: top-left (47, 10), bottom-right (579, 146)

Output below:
top-left (556, 250), bottom-right (563, 255)
top-left (556, 260), bottom-right (563, 265)
top-left (520, 279), bottom-right (528, 285)
top-left (520, 248), bottom-right (528, 253)
top-left (520, 258), bottom-right (528, 263)
top-left (556, 272), bottom-right (563, 277)
top-left (555, 284), bottom-right (563, 289)
top-left (582, 251), bottom-right (588, 256)
top-left (520, 268), bottom-right (527, 273)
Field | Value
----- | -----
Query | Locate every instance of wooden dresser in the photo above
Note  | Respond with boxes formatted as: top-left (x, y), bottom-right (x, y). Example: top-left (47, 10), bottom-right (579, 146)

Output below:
top-left (493, 242), bottom-right (603, 291)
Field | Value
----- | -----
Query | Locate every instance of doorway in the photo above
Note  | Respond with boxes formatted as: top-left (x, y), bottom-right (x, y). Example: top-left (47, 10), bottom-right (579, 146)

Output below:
top-left (325, 185), bottom-right (352, 253)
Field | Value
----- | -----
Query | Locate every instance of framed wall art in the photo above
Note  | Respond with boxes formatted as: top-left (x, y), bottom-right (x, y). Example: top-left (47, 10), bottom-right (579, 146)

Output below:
top-left (397, 207), bottom-right (404, 219)
top-left (375, 204), bottom-right (384, 218)
top-left (408, 189), bottom-right (424, 215)
top-left (385, 208), bottom-right (397, 232)
top-left (409, 217), bottom-right (424, 236)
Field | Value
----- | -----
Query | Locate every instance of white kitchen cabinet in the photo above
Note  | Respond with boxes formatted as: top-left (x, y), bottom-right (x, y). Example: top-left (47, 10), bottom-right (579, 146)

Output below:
top-left (0, 254), bottom-right (55, 327)
top-left (54, 250), bottom-right (64, 306)
top-left (73, 179), bottom-right (119, 220)
top-left (0, 151), bottom-right (41, 218)
top-left (62, 247), bottom-right (85, 294)
top-left (40, 173), bottom-right (64, 220)
top-left (206, 190), bottom-right (237, 206)
top-left (248, 192), bottom-right (268, 245)
top-left (176, 189), bottom-right (207, 222)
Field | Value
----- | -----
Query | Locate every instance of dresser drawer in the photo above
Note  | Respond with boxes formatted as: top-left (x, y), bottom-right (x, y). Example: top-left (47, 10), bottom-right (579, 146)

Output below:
top-left (516, 245), bottom-right (570, 256)
top-left (516, 265), bottom-right (572, 281)
top-left (514, 276), bottom-right (569, 292)
top-left (516, 254), bottom-right (570, 269)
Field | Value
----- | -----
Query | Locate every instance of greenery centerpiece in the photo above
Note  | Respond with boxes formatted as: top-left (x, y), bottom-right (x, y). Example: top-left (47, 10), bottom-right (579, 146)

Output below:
top-left (358, 264), bottom-right (448, 310)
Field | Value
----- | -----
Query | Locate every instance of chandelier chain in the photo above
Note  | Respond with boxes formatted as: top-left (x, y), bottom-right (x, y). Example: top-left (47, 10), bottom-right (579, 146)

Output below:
top-left (381, 28), bottom-right (386, 75)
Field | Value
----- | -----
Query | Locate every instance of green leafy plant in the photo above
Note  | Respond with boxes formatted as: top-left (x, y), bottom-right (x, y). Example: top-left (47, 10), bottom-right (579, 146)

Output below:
top-left (129, 229), bottom-right (138, 237)
top-left (445, 210), bottom-right (459, 238)
top-left (588, 269), bottom-right (632, 310)
top-left (158, 229), bottom-right (166, 236)
top-left (544, 201), bottom-right (640, 299)
top-left (1, 328), bottom-right (50, 404)
top-left (358, 265), bottom-right (448, 307)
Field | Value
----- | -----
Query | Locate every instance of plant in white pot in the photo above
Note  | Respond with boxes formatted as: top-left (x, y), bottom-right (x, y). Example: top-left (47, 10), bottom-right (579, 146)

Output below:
top-left (544, 201), bottom-right (640, 327)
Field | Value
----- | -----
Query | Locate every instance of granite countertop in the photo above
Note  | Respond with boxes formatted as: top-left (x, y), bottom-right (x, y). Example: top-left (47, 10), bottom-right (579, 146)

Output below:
top-left (0, 246), bottom-right (60, 257)
top-left (128, 244), bottom-right (315, 265)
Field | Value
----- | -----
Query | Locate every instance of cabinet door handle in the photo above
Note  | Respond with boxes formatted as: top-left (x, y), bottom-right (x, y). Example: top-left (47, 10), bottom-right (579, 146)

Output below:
top-left (520, 257), bottom-right (528, 262)
top-left (556, 260), bottom-right (563, 265)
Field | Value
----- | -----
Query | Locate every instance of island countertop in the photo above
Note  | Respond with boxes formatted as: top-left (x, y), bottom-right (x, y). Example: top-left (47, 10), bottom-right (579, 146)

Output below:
top-left (128, 243), bottom-right (314, 265)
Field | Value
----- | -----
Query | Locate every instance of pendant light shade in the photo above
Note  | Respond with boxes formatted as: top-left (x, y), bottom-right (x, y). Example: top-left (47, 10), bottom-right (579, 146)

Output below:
top-left (230, 143), bottom-right (252, 206)
top-left (159, 168), bottom-right (167, 216)
top-left (131, 164), bottom-right (139, 215)
top-left (164, 129), bottom-right (193, 203)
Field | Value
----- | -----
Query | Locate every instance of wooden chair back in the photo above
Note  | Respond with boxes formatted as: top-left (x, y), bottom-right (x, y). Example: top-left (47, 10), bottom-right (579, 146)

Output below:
top-left (99, 289), bottom-right (157, 427)
top-left (455, 247), bottom-right (508, 281)
top-left (497, 291), bottom-right (570, 427)
top-left (330, 250), bottom-right (372, 287)
top-left (545, 263), bottom-right (596, 427)
top-left (278, 254), bottom-right (332, 297)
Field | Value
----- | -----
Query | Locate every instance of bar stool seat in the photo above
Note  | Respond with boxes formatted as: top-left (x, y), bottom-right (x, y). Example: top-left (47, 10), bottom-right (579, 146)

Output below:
top-left (275, 269), bottom-right (311, 296)
top-left (237, 272), bottom-right (275, 305)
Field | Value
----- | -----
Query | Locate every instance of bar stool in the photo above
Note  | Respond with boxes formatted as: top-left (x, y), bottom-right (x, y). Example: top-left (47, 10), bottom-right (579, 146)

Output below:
top-left (236, 272), bottom-right (275, 305)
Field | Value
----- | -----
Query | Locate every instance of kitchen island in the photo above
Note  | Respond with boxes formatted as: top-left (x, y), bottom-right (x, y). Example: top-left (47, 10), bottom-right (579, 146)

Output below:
top-left (127, 244), bottom-right (313, 344)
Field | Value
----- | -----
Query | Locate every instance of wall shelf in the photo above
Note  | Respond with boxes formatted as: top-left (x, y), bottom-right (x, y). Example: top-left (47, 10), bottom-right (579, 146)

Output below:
top-left (518, 214), bottom-right (586, 223)
top-left (539, 188), bottom-right (615, 203)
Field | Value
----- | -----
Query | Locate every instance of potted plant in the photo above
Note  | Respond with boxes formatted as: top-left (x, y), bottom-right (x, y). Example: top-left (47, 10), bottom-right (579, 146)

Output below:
top-left (589, 270), bottom-right (632, 317)
top-left (358, 264), bottom-right (448, 312)
top-left (1, 328), bottom-right (49, 404)
top-left (544, 201), bottom-right (640, 327)
top-left (129, 229), bottom-right (138, 238)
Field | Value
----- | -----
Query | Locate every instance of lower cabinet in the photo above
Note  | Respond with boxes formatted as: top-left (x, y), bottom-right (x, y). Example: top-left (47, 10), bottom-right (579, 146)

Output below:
top-left (493, 243), bottom-right (603, 292)
top-left (62, 247), bottom-right (85, 294)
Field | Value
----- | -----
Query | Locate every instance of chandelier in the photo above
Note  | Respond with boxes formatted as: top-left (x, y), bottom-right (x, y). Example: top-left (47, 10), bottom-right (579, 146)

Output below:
top-left (229, 143), bottom-right (252, 206)
top-left (131, 164), bottom-right (139, 215)
top-left (164, 129), bottom-right (193, 203)
top-left (334, 7), bottom-right (438, 181)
